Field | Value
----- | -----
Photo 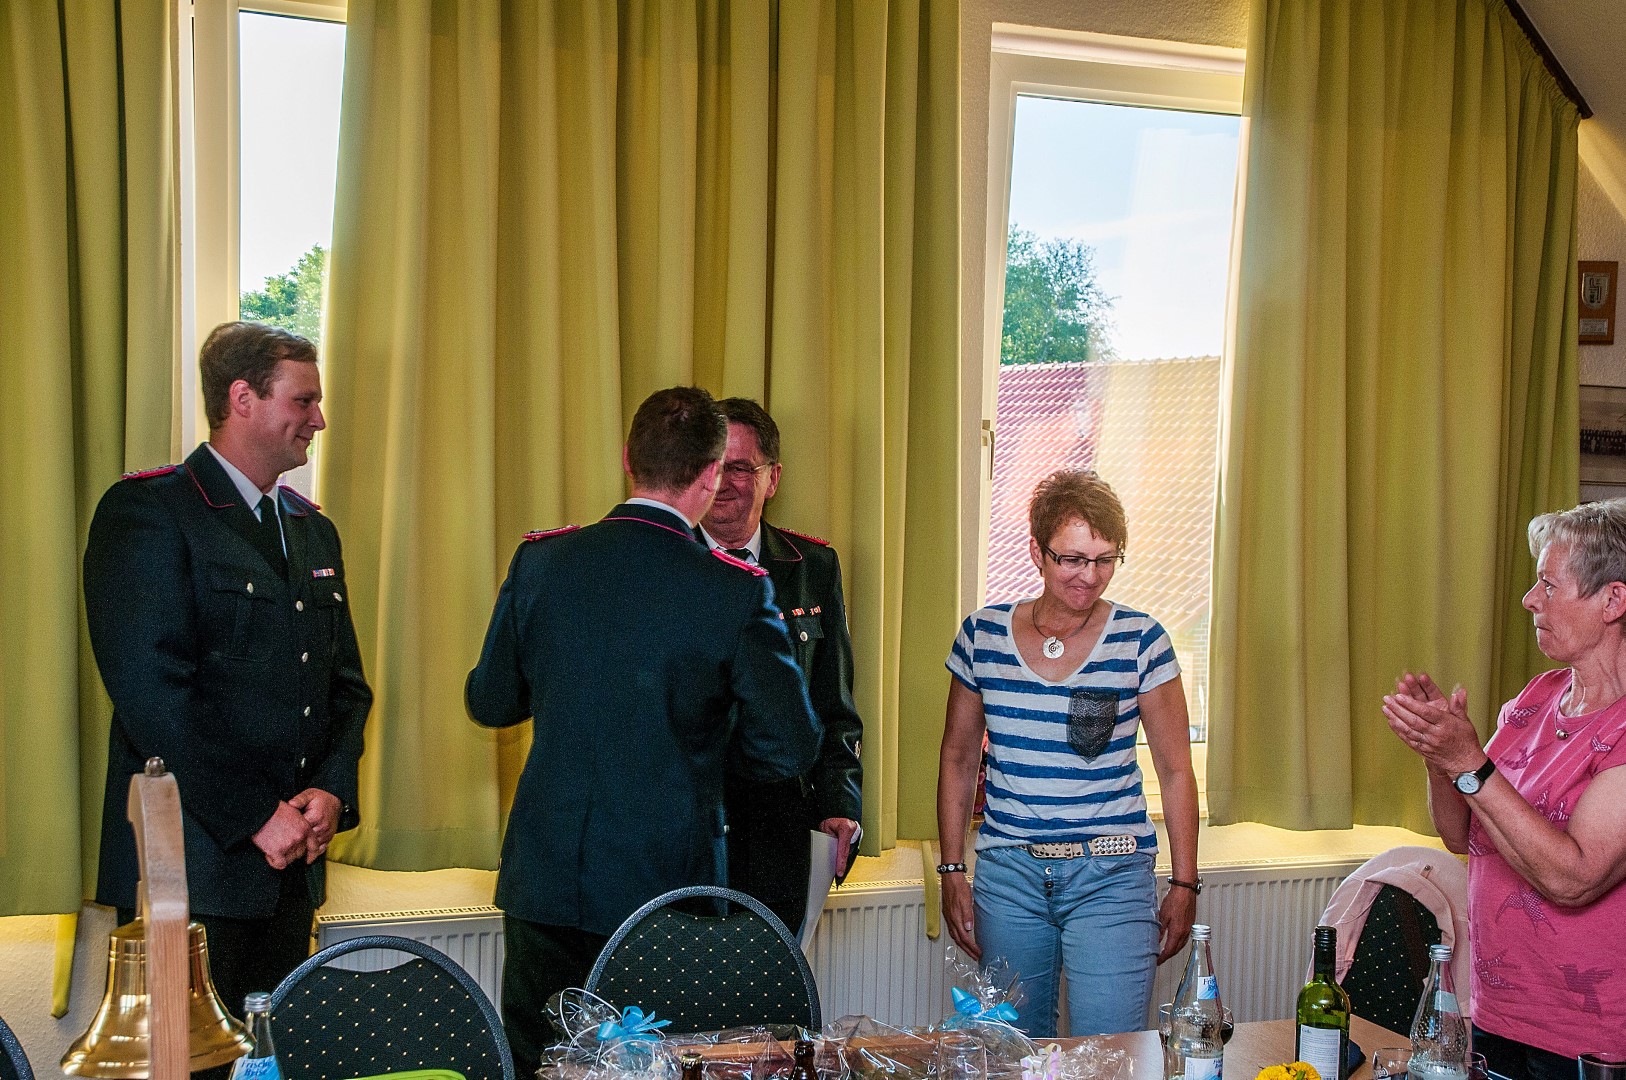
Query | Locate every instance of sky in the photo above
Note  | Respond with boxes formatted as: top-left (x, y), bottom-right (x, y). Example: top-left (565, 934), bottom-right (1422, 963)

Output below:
top-left (1007, 95), bottom-right (1241, 361)
top-left (234, 18), bottom-right (1241, 364)
top-left (238, 12), bottom-right (346, 292)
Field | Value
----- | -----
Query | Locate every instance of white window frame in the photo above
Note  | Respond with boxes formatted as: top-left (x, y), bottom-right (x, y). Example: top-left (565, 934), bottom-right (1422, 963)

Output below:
top-left (180, 0), bottom-right (347, 450)
top-left (980, 28), bottom-right (1246, 812)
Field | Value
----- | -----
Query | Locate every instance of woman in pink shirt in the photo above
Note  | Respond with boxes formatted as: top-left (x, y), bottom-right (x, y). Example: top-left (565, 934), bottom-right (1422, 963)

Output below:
top-left (1384, 500), bottom-right (1626, 1080)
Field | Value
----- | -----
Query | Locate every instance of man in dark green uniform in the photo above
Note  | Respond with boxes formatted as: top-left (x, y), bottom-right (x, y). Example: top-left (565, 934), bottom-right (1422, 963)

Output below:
top-left (466, 386), bottom-right (822, 1077)
top-left (700, 398), bottom-right (864, 937)
top-left (84, 322), bottom-right (372, 1035)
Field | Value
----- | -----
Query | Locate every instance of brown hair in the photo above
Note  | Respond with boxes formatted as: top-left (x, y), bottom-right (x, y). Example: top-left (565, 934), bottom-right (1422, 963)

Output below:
top-left (717, 397), bottom-right (780, 464)
top-left (200, 322), bottom-right (318, 428)
top-left (1028, 468), bottom-right (1128, 551)
top-left (625, 386), bottom-right (728, 492)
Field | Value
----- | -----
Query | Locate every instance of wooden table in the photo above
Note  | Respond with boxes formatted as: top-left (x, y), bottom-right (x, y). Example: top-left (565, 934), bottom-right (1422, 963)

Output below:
top-left (1073, 1016), bottom-right (1405, 1079)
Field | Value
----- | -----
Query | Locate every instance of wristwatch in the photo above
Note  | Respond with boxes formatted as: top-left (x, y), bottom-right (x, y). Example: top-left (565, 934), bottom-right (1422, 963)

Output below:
top-left (1453, 758), bottom-right (1496, 795)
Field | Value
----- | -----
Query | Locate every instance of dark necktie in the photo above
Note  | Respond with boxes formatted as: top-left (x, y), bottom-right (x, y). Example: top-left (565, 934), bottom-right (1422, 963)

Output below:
top-left (255, 494), bottom-right (288, 578)
top-left (724, 547), bottom-right (754, 563)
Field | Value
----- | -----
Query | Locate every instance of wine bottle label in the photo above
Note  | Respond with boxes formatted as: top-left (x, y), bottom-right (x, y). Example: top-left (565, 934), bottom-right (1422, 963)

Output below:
top-left (1197, 976), bottom-right (1218, 1001)
top-left (1297, 1025), bottom-right (1342, 1080)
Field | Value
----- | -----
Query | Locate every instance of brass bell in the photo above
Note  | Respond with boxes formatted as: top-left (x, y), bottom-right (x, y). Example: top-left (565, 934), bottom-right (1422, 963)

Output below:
top-left (62, 917), bottom-right (253, 1077)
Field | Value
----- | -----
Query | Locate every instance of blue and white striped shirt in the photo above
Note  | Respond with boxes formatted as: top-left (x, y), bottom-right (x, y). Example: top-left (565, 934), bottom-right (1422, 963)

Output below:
top-left (946, 601), bottom-right (1179, 853)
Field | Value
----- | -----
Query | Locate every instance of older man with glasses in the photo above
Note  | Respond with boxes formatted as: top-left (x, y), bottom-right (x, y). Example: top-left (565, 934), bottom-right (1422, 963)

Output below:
top-left (699, 397), bottom-right (864, 937)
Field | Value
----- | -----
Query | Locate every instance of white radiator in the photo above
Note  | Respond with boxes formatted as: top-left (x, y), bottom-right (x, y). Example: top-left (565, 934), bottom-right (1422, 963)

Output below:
top-left (316, 906), bottom-right (507, 1009)
top-left (315, 858), bottom-right (1361, 1028)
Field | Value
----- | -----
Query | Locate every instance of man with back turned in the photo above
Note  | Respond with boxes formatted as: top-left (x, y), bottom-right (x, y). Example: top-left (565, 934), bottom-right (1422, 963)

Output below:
top-left (466, 385), bottom-right (823, 1076)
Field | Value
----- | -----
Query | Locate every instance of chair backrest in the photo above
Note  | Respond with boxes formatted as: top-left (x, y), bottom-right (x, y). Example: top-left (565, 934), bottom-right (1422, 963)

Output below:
top-left (1340, 883), bottom-right (1443, 1035)
top-left (0, 1014), bottom-right (33, 1080)
top-left (585, 886), bottom-right (821, 1034)
top-left (269, 935), bottom-right (514, 1080)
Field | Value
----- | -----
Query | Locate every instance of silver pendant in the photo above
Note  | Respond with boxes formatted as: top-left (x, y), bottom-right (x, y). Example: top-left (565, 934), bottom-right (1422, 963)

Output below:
top-left (1556, 728), bottom-right (1569, 740)
top-left (1042, 636), bottom-right (1064, 659)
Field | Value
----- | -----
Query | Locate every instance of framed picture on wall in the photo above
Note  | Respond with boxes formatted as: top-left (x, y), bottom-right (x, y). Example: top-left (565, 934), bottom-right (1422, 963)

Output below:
top-left (1581, 384), bottom-right (1626, 486)
top-left (1580, 261), bottom-right (1618, 345)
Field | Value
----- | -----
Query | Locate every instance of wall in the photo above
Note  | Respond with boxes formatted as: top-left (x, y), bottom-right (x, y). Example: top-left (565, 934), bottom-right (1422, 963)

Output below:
top-left (1579, 150), bottom-right (1626, 387)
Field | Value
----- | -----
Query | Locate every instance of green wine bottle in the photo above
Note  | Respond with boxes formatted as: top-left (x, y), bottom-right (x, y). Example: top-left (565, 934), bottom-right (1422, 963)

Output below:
top-left (1295, 925), bottom-right (1351, 1080)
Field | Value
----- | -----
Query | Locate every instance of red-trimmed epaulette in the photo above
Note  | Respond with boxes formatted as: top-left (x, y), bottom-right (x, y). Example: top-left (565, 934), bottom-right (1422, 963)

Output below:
top-left (278, 484), bottom-right (322, 511)
top-left (122, 464), bottom-right (179, 480)
top-left (777, 526), bottom-right (829, 546)
top-left (523, 525), bottom-right (579, 542)
top-left (712, 548), bottom-right (769, 576)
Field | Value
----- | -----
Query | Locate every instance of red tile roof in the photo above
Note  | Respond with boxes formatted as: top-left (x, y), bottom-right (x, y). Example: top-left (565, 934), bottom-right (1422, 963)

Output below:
top-left (986, 356), bottom-right (1222, 642)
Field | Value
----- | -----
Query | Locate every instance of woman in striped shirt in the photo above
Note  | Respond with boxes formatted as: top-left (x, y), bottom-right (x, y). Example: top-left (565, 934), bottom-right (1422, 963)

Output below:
top-left (936, 469), bottom-right (1201, 1037)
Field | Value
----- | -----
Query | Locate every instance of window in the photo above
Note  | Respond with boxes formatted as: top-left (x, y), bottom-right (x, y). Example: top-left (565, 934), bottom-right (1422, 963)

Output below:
top-left (981, 30), bottom-right (1244, 803)
top-left (183, 1), bottom-right (347, 494)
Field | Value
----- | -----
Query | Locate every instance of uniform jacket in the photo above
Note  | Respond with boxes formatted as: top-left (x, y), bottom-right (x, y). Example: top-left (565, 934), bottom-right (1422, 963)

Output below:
top-left (723, 522), bottom-right (864, 928)
top-left (465, 501), bottom-right (823, 936)
top-left (84, 444), bottom-right (372, 919)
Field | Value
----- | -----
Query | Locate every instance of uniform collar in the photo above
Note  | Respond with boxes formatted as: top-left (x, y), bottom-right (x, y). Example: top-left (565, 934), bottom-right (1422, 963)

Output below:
top-left (698, 523), bottom-right (763, 561)
top-left (205, 442), bottom-right (276, 513)
top-left (623, 496), bottom-right (693, 529)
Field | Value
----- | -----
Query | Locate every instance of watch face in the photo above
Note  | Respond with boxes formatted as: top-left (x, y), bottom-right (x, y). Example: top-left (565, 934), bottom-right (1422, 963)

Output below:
top-left (1455, 772), bottom-right (1482, 795)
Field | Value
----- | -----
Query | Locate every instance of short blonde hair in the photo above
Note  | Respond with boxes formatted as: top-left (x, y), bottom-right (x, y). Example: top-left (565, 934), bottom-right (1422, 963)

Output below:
top-left (1028, 469), bottom-right (1127, 551)
top-left (1528, 499), bottom-right (1626, 597)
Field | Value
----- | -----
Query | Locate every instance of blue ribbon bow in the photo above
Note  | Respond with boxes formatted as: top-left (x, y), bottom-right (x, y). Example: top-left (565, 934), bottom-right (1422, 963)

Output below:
top-left (597, 1006), bottom-right (671, 1043)
top-left (950, 986), bottom-right (1018, 1025)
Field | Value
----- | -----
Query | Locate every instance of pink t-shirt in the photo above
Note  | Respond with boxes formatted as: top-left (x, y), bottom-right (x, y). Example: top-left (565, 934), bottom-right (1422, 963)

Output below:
top-left (1468, 667), bottom-right (1626, 1057)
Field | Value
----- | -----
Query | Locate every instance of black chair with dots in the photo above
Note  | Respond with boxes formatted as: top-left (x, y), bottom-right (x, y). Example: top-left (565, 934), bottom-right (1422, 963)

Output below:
top-left (584, 886), bottom-right (820, 1035)
top-left (269, 935), bottom-right (515, 1080)
top-left (0, 1013), bottom-right (34, 1080)
top-left (1339, 883), bottom-right (1445, 1035)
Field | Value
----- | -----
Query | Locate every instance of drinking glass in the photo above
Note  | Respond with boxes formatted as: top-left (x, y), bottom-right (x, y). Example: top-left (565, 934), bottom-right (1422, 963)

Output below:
top-left (935, 1032), bottom-right (986, 1080)
top-left (1579, 1054), bottom-right (1626, 1080)
top-left (1372, 1047), bottom-right (1412, 1080)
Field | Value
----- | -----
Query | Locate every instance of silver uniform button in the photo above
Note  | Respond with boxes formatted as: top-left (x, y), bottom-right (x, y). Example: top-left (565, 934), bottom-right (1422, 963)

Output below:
top-left (299, 757), bottom-right (307, 769)
top-left (301, 652), bottom-right (309, 663)
top-left (246, 581), bottom-right (254, 594)
top-left (333, 592), bottom-right (342, 602)
top-left (303, 706), bottom-right (311, 717)
top-left (799, 630), bottom-right (809, 642)
top-left (295, 600), bottom-right (304, 611)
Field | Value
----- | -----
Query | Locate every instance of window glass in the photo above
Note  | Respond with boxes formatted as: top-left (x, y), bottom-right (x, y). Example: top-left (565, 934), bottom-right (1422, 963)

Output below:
top-left (988, 96), bottom-right (1240, 742)
top-left (237, 10), bottom-right (345, 492)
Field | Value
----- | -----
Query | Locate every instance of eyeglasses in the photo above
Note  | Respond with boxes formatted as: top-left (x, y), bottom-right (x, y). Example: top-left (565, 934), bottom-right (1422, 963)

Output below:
top-left (1040, 543), bottom-right (1125, 573)
top-left (722, 460), bottom-right (775, 480)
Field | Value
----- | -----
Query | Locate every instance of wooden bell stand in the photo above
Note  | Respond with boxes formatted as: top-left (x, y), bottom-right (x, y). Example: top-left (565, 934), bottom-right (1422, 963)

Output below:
top-left (128, 758), bottom-right (192, 1080)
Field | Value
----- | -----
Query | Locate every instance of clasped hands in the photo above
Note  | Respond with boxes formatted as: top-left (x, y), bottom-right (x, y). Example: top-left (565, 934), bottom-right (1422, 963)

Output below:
top-left (1381, 671), bottom-right (1487, 777)
top-left (251, 788), bottom-right (342, 869)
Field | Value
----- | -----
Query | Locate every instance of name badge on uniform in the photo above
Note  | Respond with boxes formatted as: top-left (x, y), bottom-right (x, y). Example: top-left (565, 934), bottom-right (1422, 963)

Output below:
top-left (312, 567), bottom-right (336, 578)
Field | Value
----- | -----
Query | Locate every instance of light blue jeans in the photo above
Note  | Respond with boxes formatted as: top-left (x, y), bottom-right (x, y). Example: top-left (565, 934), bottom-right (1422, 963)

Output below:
top-left (972, 844), bottom-right (1160, 1038)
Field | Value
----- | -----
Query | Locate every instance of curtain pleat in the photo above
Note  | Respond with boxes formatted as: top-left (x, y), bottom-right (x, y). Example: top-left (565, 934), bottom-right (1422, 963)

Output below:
top-left (1208, 0), bottom-right (1578, 831)
top-left (323, 0), bottom-right (959, 869)
top-left (0, 0), bottom-right (178, 915)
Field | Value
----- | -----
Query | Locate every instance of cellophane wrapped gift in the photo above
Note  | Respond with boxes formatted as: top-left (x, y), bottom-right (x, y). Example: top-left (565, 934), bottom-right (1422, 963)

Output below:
top-left (1016, 1042), bottom-right (1129, 1080)
top-left (537, 990), bottom-right (820, 1080)
top-left (933, 951), bottom-right (1036, 1071)
top-left (820, 1015), bottom-right (939, 1080)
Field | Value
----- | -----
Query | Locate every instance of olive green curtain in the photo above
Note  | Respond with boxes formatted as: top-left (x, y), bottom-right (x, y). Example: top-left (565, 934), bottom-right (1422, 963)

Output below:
top-left (322, 0), bottom-right (960, 870)
top-left (1208, 0), bottom-right (1578, 831)
top-left (0, 1), bottom-right (178, 914)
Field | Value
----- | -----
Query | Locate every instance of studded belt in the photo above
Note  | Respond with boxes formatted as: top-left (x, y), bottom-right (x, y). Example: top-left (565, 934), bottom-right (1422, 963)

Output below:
top-left (1027, 836), bottom-right (1138, 859)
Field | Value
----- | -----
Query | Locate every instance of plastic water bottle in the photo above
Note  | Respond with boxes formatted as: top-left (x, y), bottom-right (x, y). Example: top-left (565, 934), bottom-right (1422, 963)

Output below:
top-left (1409, 944), bottom-right (1469, 1080)
top-left (228, 992), bottom-right (284, 1080)
top-left (1171, 924), bottom-right (1225, 1080)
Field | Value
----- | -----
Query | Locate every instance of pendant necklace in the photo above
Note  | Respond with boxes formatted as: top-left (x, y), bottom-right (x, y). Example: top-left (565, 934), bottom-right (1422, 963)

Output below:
top-left (1032, 599), bottom-right (1095, 660)
top-left (1557, 674), bottom-right (1592, 740)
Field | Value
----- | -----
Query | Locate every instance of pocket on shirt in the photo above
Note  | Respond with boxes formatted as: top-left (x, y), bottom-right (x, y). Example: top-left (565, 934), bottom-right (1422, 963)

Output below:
top-left (205, 563), bottom-right (276, 661)
top-left (1067, 688), bottom-right (1118, 760)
